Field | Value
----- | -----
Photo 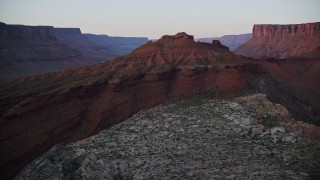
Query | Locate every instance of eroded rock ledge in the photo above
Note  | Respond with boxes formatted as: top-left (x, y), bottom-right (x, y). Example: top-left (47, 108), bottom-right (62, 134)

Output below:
top-left (16, 94), bottom-right (320, 179)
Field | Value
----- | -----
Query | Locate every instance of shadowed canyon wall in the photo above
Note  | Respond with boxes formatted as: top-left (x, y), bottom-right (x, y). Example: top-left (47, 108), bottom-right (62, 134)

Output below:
top-left (54, 28), bottom-right (117, 61)
top-left (0, 22), bottom-right (147, 80)
top-left (0, 23), bottom-right (95, 80)
top-left (0, 64), bottom-right (249, 179)
top-left (243, 61), bottom-right (320, 126)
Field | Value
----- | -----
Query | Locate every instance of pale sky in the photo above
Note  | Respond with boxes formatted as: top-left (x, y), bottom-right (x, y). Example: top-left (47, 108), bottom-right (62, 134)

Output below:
top-left (0, 0), bottom-right (319, 39)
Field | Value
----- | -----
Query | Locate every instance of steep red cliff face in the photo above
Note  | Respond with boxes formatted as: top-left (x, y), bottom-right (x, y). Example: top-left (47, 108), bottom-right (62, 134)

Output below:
top-left (253, 23), bottom-right (320, 37)
top-left (234, 22), bottom-right (320, 59)
top-left (0, 65), bottom-right (250, 179)
top-left (0, 32), bottom-right (249, 179)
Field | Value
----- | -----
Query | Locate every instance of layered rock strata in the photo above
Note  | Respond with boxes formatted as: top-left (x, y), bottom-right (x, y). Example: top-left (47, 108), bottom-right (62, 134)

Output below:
top-left (234, 23), bottom-right (320, 59)
top-left (54, 28), bottom-right (117, 61)
top-left (0, 23), bottom-right (94, 80)
top-left (1, 32), bottom-right (319, 179)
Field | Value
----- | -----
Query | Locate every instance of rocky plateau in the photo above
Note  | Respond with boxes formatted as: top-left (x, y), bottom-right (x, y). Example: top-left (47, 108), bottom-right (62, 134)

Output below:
top-left (16, 94), bottom-right (320, 179)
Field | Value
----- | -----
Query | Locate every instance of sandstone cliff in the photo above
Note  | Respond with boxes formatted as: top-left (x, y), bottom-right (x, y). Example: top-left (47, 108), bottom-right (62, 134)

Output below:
top-left (234, 22), bottom-right (320, 59)
top-left (0, 22), bottom-right (54, 38)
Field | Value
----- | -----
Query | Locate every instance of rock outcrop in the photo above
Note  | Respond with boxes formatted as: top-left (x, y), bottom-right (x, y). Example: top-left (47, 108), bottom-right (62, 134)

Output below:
top-left (16, 94), bottom-right (320, 179)
top-left (234, 22), bottom-right (320, 59)
top-left (211, 40), bottom-right (230, 50)
top-left (84, 33), bottom-right (148, 56)
top-left (124, 32), bottom-right (233, 68)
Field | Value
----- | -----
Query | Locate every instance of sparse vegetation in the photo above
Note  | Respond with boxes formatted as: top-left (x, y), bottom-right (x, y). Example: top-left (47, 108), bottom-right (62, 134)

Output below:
top-left (18, 93), bottom-right (320, 179)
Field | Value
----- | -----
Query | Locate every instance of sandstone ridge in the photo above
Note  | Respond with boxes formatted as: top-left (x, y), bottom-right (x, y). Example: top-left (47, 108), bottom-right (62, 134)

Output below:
top-left (135, 32), bottom-right (229, 53)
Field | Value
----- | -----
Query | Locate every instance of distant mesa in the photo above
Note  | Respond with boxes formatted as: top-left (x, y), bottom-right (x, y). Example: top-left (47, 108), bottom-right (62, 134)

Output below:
top-left (253, 23), bottom-right (320, 37)
top-left (0, 22), bottom-right (89, 80)
top-left (234, 22), bottom-right (320, 59)
top-left (196, 33), bottom-right (252, 51)
top-left (0, 22), bottom-right (148, 80)
top-left (54, 27), bottom-right (117, 61)
top-left (54, 28), bottom-right (82, 36)
top-left (0, 22), bottom-right (54, 38)
top-left (84, 33), bottom-right (148, 56)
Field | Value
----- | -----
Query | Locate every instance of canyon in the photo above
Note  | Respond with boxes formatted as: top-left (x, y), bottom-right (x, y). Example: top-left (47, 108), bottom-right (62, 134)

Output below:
top-left (0, 32), bottom-right (250, 178)
top-left (54, 28), bottom-right (117, 61)
top-left (0, 22), bottom-right (89, 80)
top-left (0, 22), bottom-right (319, 179)
top-left (234, 22), bottom-right (320, 59)
top-left (0, 22), bottom-right (148, 80)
